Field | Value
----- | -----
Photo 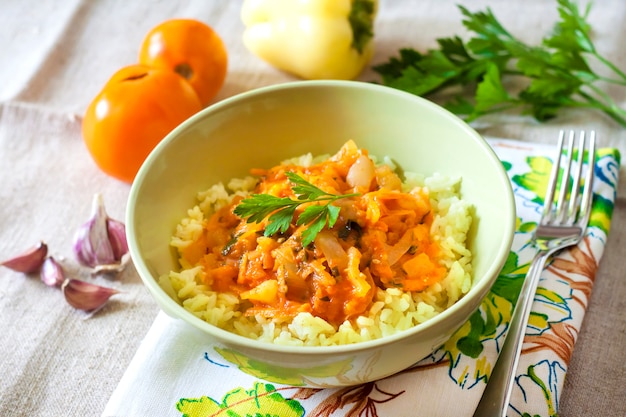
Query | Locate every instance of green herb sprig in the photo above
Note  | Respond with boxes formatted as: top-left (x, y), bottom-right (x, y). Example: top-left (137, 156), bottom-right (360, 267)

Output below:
top-left (373, 0), bottom-right (626, 127)
top-left (233, 172), bottom-right (359, 246)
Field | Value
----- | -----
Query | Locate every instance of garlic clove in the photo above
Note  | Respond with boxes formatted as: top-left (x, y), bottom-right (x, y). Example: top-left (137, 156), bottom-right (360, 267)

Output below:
top-left (40, 256), bottom-right (65, 287)
top-left (107, 218), bottom-right (129, 261)
top-left (1, 241), bottom-right (48, 273)
top-left (73, 194), bottom-right (114, 267)
top-left (73, 193), bottom-right (128, 268)
top-left (62, 278), bottom-right (119, 311)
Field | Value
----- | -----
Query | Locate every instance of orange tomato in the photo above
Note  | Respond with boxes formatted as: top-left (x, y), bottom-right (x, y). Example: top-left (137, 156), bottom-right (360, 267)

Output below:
top-left (82, 64), bottom-right (202, 183)
top-left (139, 19), bottom-right (228, 106)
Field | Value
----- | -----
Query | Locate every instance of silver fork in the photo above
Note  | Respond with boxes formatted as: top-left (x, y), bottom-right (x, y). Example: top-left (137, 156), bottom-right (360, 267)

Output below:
top-left (472, 130), bottom-right (596, 417)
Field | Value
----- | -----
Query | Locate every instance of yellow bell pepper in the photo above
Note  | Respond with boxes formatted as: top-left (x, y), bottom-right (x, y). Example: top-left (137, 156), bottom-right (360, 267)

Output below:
top-left (241, 0), bottom-right (378, 80)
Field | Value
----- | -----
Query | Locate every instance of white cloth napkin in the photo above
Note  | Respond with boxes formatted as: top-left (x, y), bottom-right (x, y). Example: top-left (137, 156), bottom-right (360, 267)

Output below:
top-left (103, 138), bottom-right (620, 417)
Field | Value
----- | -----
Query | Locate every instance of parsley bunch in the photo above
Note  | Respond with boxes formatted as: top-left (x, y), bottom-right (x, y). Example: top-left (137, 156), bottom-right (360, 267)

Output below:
top-left (233, 172), bottom-right (359, 247)
top-left (373, 0), bottom-right (626, 126)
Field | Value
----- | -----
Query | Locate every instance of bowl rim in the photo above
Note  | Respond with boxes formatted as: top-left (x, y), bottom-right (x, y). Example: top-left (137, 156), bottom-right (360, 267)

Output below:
top-left (127, 79), bottom-right (517, 355)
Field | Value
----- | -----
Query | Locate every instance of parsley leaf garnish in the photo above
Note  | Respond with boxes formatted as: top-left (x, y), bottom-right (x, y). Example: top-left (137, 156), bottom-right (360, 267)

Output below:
top-left (373, 0), bottom-right (626, 127)
top-left (233, 172), bottom-right (359, 247)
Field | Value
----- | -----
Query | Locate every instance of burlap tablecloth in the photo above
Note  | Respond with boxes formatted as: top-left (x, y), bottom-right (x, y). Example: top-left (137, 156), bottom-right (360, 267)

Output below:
top-left (1, 1), bottom-right (624, 416)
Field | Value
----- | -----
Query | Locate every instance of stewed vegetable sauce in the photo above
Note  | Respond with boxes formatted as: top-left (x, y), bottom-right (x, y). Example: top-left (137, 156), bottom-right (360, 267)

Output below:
top-left (179, 141), bottom-right (446, 326)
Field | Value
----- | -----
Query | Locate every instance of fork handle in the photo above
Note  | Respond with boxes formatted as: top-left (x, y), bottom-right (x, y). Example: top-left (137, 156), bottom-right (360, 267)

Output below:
top-left (472, 251), bottom-right (549, 417)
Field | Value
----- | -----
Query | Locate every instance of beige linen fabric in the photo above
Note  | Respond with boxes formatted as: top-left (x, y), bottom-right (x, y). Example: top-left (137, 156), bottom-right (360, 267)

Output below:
top-left (0, 1), bottom-right (624, 416)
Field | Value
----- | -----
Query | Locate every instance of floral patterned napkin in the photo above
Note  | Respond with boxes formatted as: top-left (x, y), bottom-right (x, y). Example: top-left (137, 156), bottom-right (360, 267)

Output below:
top-left (103, 138), bottom-right (620, 417)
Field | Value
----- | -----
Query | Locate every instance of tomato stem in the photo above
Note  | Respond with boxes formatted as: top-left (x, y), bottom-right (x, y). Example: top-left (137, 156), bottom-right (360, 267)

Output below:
top-left (174, 63), bottom-right (193, 80)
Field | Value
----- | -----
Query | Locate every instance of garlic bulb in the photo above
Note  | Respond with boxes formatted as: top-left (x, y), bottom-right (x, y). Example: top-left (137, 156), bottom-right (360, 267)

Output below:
top-left (73, 194), bottom-right (128, 268)
top-left (1, 241), bottom-right (48, 273)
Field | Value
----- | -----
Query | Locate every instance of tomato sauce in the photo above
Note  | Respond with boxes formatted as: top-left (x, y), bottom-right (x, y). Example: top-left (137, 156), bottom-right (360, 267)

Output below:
top-left (180, 141), bottom-right (446, 326)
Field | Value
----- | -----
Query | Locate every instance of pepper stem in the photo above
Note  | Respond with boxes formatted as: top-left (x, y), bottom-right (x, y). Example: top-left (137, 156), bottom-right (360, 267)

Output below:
top-left (349, 0), bottom-right (376, 54)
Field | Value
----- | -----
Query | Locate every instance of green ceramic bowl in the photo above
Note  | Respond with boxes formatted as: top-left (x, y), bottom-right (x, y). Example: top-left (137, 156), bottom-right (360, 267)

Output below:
top-left (127, 80), bottom-right (515, 387)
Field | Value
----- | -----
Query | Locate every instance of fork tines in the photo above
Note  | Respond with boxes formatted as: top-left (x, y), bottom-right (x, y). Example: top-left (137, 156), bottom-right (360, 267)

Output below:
top-left (542, 130), bottom-right (596, 226)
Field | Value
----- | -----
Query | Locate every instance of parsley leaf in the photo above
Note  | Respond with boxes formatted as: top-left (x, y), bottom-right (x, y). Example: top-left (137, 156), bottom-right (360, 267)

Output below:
top-left (473, 63), bottom-right (513, 115)
top-left (373, 0), bottom-right (626, 127)
top-left (233, 173), bottom-right (359, 247)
